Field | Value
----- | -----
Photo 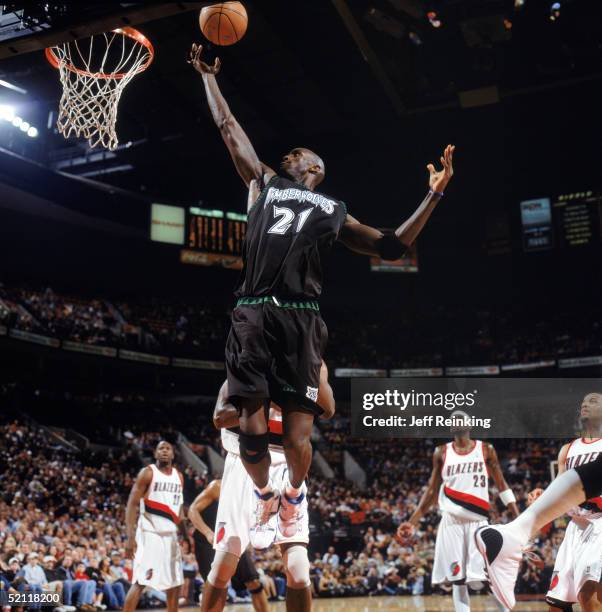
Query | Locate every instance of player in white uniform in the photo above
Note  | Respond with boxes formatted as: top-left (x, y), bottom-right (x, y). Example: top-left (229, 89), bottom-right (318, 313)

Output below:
top-left (398, 412), bottom-right (519, 612)
top-left (199, 362), bottom-right (335, 612)
top-left (527, 393), bottom-right (602, 612)
top-left (476, 395), bottom-right (602, 610)
top-left (124, 441), bottom-right (184, 612)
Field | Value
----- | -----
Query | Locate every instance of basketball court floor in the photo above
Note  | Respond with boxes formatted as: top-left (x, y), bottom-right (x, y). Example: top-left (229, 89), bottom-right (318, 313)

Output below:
top-left (187, 595), bottom-right (554, 611)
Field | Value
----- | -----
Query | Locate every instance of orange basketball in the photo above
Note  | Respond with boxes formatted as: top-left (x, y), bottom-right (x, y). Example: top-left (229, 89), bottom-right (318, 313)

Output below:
top-left (199, 2), bottom-right (248, 46)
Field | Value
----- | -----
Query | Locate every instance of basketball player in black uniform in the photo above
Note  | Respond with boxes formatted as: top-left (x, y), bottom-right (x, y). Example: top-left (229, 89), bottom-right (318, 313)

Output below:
top-left (189, 481), bottom-right (268, 612)
top-left (188, 44), bottom-right (455, 532)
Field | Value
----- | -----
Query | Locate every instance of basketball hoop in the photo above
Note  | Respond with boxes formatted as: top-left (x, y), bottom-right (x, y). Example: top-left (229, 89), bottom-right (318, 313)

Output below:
top-left (46, 27), bottom-right (154, 150)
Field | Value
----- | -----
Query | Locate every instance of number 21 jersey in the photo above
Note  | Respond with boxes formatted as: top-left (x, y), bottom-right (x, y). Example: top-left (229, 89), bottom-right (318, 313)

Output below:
top-left (234, 175), bottom-right (348, 300)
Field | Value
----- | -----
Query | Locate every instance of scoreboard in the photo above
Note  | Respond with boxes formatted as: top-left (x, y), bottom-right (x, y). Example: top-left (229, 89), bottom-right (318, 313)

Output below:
top-left (553, 191), bottom-right (602, 248)
top-left (181, 207), bottom-right (246, 269)
top-left (520, 191), bottom-right (602, 252)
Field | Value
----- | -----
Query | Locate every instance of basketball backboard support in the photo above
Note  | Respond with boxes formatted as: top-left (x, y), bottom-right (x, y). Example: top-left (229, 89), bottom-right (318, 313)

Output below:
top-left (0, 3), bottom-right (210, 60)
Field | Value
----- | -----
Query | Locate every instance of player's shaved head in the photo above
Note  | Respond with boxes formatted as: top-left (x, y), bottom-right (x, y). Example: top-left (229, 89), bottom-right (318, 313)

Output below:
top-left (450, 410), bottom-right (472, 435)
top-left (281, 147), bottom-right (325, 188)
top-left (300, 148), bottom-right (325, 172)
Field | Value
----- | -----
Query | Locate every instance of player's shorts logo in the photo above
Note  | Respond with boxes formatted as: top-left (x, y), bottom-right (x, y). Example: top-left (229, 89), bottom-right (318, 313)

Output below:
top-left (550, 572), bottom-right (559, 590)
top-left (450, 561), bottom-right (461, 577)
top-left (306, 386), bottom-right (318, 402)
top-left (146, 568), bottom-right (153, 580)
top-left (216, 522), bottom-right (226, 544)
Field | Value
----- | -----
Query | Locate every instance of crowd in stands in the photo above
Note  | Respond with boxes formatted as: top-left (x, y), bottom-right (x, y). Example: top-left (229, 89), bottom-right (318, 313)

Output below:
top-left (326, 305), bottom-right (602, 368)
top-left (2, 282), bottom-right (602, 368)
top-left (0, 412), bottom-right (567, 608)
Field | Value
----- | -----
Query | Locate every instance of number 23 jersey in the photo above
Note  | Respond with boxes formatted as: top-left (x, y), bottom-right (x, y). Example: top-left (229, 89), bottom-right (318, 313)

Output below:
top-left (234, 175), bottom-right (348, 300)
top-left (438, 440), bottom-right (491, 521)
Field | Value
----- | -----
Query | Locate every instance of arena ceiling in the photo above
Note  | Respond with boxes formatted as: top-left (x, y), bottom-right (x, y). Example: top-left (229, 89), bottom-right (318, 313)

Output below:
top-left (0, 0), bottom-right (600, 203)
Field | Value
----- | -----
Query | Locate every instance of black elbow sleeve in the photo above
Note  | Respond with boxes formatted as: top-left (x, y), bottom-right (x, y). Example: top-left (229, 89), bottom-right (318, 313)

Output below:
top-left (376, 234), bottom-right (406, 261)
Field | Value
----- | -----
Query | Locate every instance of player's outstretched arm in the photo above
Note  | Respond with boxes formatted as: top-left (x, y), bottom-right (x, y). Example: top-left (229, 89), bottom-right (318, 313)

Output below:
top-left (397, 446), bottom-right (444, 539)
top-left (485, 444), bottom-right (519, 518)
top-left (188, 44), bottom-right (274, 196)
top-left (188, 480), bottom-right (221, 544)
top-left (213, 380), bottom-right (240, 429)
top-left (338, 145), bottom-right (455, 258)
top-left (124, 466), bottom-right (152, 559)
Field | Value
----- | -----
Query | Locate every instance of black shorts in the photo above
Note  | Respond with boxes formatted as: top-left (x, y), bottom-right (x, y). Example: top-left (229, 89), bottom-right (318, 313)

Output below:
top-left (194, 532), bottom-right (215, 581)
top-left (194, 534), bottom-right (259, 586)
top-left (225, 297), bottom-right (327, 416)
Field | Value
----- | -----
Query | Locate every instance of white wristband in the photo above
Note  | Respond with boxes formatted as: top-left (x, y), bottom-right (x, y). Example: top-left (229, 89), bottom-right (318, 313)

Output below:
top-left (499, 489), bottom-right (516, 506)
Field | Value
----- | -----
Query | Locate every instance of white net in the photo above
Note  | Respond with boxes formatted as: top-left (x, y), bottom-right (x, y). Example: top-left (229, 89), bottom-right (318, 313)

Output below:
top-left (48, 28), bottom-right (153, 150)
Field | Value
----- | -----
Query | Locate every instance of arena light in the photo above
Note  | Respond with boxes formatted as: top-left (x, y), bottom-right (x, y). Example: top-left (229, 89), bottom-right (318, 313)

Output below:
top-left (550, 1), bottom-right (561, 20)
top-left (0, 104), bottom-right (15, 121)
top-left (514, 0), bottom-right (525, 8)
top-left (427, 10), bottom-right (441, 28)
top-left (0, 78), bottom-right (27, 95)
top-left (1, 108), bottom-right (40, 138)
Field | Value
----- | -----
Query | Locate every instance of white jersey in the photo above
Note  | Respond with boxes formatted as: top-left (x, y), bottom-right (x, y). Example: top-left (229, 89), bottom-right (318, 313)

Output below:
top-left (221, 407), bottom-right (286, 464)
top-left (438, 440), bottom-right (490, 522)
top-left (139, 464), bottom-right (183, 534)
top-left (564, 437), bottom-right (602, 520)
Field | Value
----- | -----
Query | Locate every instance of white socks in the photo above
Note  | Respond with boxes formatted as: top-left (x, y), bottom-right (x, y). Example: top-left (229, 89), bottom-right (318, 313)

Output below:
top-left (285, 478), bottom-right (302, 499)
top-left (511, 469), bottom-right (585, 541)
top-left (256, 480), bottom-right (273, 496)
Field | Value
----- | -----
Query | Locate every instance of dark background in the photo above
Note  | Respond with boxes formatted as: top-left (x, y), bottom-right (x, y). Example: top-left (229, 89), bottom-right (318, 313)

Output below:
top-left (0, 0), bottom-right (601, 375)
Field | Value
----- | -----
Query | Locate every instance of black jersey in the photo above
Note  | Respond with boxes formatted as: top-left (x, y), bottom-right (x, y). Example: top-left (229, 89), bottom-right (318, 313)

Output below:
top-left (200, 499), bottom-right (218, 529)
top-left (234, 175), bottom-right (347, 300)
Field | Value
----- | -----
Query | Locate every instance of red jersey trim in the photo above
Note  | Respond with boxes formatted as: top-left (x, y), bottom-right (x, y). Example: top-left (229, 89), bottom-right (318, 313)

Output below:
top-left (444, 486), bottom-right (490, 517)
top-left (144, 498), bottom-right (180, 524)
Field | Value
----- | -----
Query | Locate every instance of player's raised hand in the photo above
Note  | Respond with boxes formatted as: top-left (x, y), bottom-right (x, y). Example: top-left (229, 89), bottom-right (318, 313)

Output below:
top-left (396, 521), bottom-right (415, 543)
top-left (187, 43), bottom-right (221, 75)
top-left (427, 144), bottom-right (455, 194)
top-left (527, 488), bottom-right (544, 506)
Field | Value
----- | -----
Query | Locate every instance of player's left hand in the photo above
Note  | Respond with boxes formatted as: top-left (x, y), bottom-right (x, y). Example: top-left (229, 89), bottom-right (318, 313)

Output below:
top-left (187, 43), bottom-right (221, 75)
top-left (427, 144), bottom-right (455, 194)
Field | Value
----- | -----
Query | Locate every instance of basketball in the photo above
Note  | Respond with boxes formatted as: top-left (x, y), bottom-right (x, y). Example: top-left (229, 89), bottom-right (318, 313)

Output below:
top-left (199, 2), bottom-right (248, 46)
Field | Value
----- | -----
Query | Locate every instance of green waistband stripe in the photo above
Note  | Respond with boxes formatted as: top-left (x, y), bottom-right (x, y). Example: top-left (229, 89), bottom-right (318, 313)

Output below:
top-left (236, 296), bottom-right (319, 311)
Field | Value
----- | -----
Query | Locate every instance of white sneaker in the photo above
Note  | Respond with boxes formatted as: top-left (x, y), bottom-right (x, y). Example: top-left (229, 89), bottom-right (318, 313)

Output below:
top-left (253, 486), bottom-right (280, 525)
top-left (250, 521), bottom-right (277, 549)
top-left (249, 486), bottom-right (279, 549)
top-left (278, 482), bottom-right (307, 538)
top-left (475, 524), bottom-right (526, 610)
